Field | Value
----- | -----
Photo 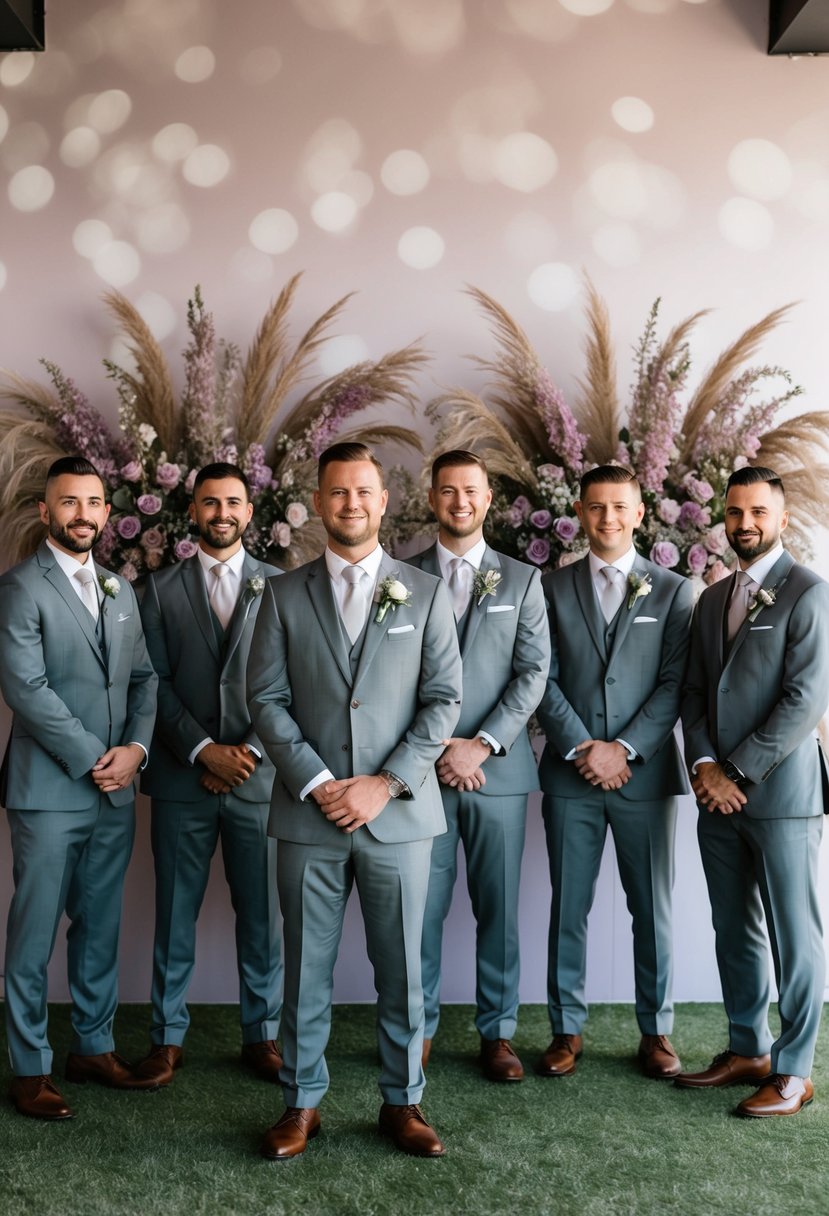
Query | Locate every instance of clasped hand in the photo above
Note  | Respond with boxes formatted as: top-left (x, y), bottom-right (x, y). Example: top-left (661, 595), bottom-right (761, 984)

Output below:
top-left (312, 774), bottom-right (389, 833)
top-left (691, 761), bottom-right (747, 815)
top-left (91, 743), bottom-right (144, 792)
top-left (436, 737), bottom-right (488, 792)
top-left (199, 743), bottom-right (256, 794)
top-left (573, 739), bottom-right (631, 790)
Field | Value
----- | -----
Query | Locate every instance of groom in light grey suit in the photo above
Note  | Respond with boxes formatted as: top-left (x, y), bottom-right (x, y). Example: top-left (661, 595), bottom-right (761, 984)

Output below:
top-left (0, 456), bottom-right (158, 1120)
top-left (537, 465), bottom-right (693, 1082)
top-left (406, 450), bottom-right (549, 1082)
top-left (677, 465), bottom-right (829, 1117)
top-left (134, 463), bottom-right (282, 1088)
top-left (247, 442), bottom-right (462, 1161)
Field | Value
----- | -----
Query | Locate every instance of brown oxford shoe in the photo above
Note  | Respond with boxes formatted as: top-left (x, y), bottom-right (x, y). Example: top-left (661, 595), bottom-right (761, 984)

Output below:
top-left (261, 1107), bottom-right (320, 1160)
top-left (133, 1044), bottom-right (183, 1087)
top-left (674, 1050), bottom-right (772, 1089)
top-left (638, 1034), bottom-right (682, 1079)
top-left (480, 1037), bottom-right (524, 1082)
top-left (10, 1074), bottom-right (75, 1120)
top-left (378, 1103), bottom-right (446, 1157)
top-left (241, 1039), bottom-right (283, 1082)
top-left (736, 1075), bottom-right (814, 1118)
top-left (421, 1037), bottom-right (432, 1069)
top-left (536, 1034), bottom-right (583, 1078)
top-left (64, 1051), bottom-right (159, 1091)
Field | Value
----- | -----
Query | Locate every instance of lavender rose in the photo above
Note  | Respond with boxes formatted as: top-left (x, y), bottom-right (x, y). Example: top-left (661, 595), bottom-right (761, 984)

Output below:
top-left (174, 538), bottom-right (198, 560)
top-left (650, 541), bottom-right (680, 568)
top-left (137, 493), bottom-right (163, 515)
top-left (686, 543), bottom-right (709, 576)
top-left (678, 501), bottom-right (711, 530)
top-left (285, 501), bottom-right (308, 529)
top-left (704, 559), bottom-right (730, 585)
top-left (116, 515), bottom-right (141, 540)
top-left (512, 495), bottom-right (532, 519)
top-left (530, 509), bottom-right (552, 530)
top-left (156, 462), bottom-right (182, 491)
top-left (272, 521), bottom-right (292, 548)
top-left (704, 523), bottom-right (728, 556)
top-left (140, 526), bottom-right (164, 549)
top-left (554, 516), bottom-right (578, 542)
top-left (537, 463), bottom-right (565, 482)
top-left (683, 475), bottom-right (715, 504)
top-left (120, 561), bottom-right (139, 582)
top-left (525, 536), bottom-right (551, 565)
top-left (657, 498), bottom-right (681, 525)
top-left (120, 460), bottom-right (143, 483)
top-left (145, 548), bottom-right (165, 571)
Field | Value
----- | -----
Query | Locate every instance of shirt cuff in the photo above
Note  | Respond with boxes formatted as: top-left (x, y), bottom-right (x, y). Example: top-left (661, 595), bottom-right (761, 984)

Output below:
top-left (300, 769), bottom-right (335, 803)
top-left (691, 755), bottom-right (717, 775)
top-left (247, 744), bottom-right (262, 762)
top-left (615, 737), bottom-right (637, 761)
top-left (478, 731), bottom-right (502, 756)
top-left (189, 738), bottom-right (213, 766)
top-left (130, 742), bottom-right (149, 770)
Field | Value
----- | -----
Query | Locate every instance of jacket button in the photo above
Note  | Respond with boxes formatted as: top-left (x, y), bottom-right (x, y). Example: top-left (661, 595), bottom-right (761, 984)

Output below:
top-left (606, 677), bottom-right (615, 685)
top-left (720, 687), bottom-right (729, 694)
top-left (351, 700), bottom-right (360, 709)
top-left (341, 744), bottom-right (349, 751)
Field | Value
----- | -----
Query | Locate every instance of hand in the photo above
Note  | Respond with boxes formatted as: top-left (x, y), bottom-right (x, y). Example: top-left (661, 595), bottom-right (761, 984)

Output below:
top-left (692, 762), bottom-right (748, 815)
top-left (91, 744), bottom-right (144, 793)
top-left (437, 737), bottom-right (492, 787)
top-left (198, 743), bottom-right (256, 788)
top-left (200, 772), bottom-right (232, 794)
top-left (312, 774), bottom-right (389, 833)
top-left (574, 740), bottom-right (630, 786)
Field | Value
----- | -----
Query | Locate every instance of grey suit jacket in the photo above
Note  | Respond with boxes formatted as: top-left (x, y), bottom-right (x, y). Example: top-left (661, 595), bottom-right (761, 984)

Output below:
top-left (682, 549), bottom-right (829, 819)
top-left (405, 543), bottom-right (550, 797)
top-left (0, 542), bottom-right (157, 811)
top-left (538, 553), bottom-right (692, 801)
top-left (247, 550), bottom-right (462, 845)
top-left (139, 551), bottom-right (279, 804)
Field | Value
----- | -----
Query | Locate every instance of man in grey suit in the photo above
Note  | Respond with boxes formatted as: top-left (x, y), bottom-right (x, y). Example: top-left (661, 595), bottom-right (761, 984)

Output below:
top-left (134, 463), bottom-right (282, 1087)
top-left (676, 465), bottom-right (829, 1117)
top-left (0, 456), bottom-right (158, 1120)
top-left (406, 450), bottom-right (549, 1081)
top-left (537, 465), bottom-right (692, 1081)
top-left (247, 442), bottom-right (462, 1160)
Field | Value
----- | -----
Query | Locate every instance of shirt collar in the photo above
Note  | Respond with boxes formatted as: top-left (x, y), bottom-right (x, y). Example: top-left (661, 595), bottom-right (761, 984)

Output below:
top-left (325, 543), bottom-right (384, 585)
top-left (47, 539), bottom-right (98, 583)
top-left (738, 541), bottom-right (785, 588)
top-left (436, 536), bottom-right (487, 580)
top-left (197, 544), bottom-right (247, 580)
top-left (588, 545), bottom-right (637, 583)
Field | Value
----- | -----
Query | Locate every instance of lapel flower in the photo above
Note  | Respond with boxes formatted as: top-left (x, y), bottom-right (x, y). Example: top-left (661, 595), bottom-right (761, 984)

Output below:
top-left (626, 571), bottom-right (652, 610)
top-left (472, 568), bottom-right (502, 607)
top-left (98, 574), bottom-right (120, 599)
top-left (374, 576), bottom-right (412, 623)
top-left (246, 575), bottom-right (265, 596)
top-left (747, 585), bottom-right (776, 622)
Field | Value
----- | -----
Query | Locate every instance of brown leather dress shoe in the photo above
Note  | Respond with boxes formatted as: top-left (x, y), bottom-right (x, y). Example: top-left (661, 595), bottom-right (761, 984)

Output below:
top-left (241, 1040), bottom-right (283, 1082)
top-left (421, 1037), bottom-right (432, 1069)
top-left (133, 1045), bottom-right (183, 1087)
top-left (261, 1107), bottom-right (320, 1160)
top-left (480, 1037), bottom-right (524, 1082)
top-left (736, 1075), bottom-right (814, 1118)
top-left (638, 1034), bottom-right (681, 1079)
top-left (536, 1034), bottom-right (583, 1078)
top-left (10, 1075), bottom-right (75, 1120)
top-left (674, 1050), bottom-right (772, 1089)
top-left (378, 1103), bottom-right (445, 1157)
top-left (64, 1051), bottom-right (160, 1091)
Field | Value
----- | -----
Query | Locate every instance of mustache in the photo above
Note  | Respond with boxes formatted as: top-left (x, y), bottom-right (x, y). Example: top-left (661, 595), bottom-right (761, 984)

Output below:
top-left (69, 519), bottom-right (98, 530)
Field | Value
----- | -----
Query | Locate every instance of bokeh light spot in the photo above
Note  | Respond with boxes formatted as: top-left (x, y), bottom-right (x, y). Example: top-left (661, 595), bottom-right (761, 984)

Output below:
top-left (93, 240), bottom-right (141, 286)
top-left (136, 204), bottom-right (191, 254)
top-left (182, 144), bottom-right (230, 187)
top-left (174, 45), bottom-right (216, 83)
top-left (60, 127), bottom-right (102, 168)
top-left (249, 208), bottom-right (299, 254)
top-left (718, 197), bottom-right (774, 251)
top-left (8, 165), bottom-right (55, 212)
top-left (611, 96), bottom-right (654, 133)
top-left (88, 89), bottom-right (132, 134)
top-left (311, 191), bottom-right (358, 232)
top-left (0, 105), bottom-right (8, 143)
top-left (527, 262), bottom-right (580, 310)
top-left (493, 132), bottom-right (557, 192)
top-left (397, 226), bottom-right (445, 269)
top-left (0, 52), bottom-right (35, 87)
top-left (727, 138), bottom-right (792, 202)
top-left (558, 0), bottom-right (614, 13)
top-left (592, 223), bottom-right (642, 267)
top-left (381, 149), bottom-right (430, 195)
top-left (0, 260), bottom-right (6, 291)
top-left (134, 291), bottom-right (178, 341)
top-left (73, 218), bottom-right (113, 259)
top-left (152, 123), bottom-right (199, 162)
top-left (589, 159), bottom-right (647, 218)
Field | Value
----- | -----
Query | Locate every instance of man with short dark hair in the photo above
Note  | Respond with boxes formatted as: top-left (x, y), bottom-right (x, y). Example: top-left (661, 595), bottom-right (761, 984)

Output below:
top-left (0, 456), bottom-right (158, 1119)
top-left (407, 450), bottom-right (549, 1081)
top-left (248, 442), bottom-right (462, 1160)
top-left (676, 465), bottom-right (829, 1117)
top-left (537, 465), bottom-right (692, 1081)
top-left (134, 462), bottom-right (283, 1086)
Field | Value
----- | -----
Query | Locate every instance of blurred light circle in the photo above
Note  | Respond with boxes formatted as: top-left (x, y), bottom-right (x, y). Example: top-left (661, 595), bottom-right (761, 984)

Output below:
top-left (92, 240), bottom-right (141, 286)
top-left (152, 123), bottom-right (198, 162)
top-left (311, 191), bottom-right (358, 232)
top-left (73, 218), bottom-right (113, 259)
top-left (625, 0), bottom-right (676, 11)
top-left (611, 96), bottom-right (654, 133)
top-left (390, 0), bottom-right (465, 55)
top-left (175, 46), bottom-right (216, 83)
top-left (559, 0), bottom-right (614, 12)
top-left (88, 89), bottom-right (132, 134)
top-left (0, 105), bottom-right (8, 143)
top-left (60, 126), bottom-right (102, 168)
top-left (241, 46), bottom-right (283, 84)
top-left (134, 292), bottom-right (177, 341)
top-left (727, 138), bottom-right (792, 202)
top-left (249, 208), bottom-right (299, 253)
top-left (592, 222), bottom-right (642, 266)
top-left (718, 197), bottom-right (774, 251)
top-left (183, 144), bottom-right (230, 187)
top-left (0, 260), bottom-right (6, 291)
top-left (794, 175), bottom-right (829, 222)
top-left (304, 146), bottom-right (354, 192)
top-left (0, 52), bottom-right (35, 87)
top-left (381, 149), bottom-right (430, 195)
top-left (136, 204), bottom-right (191, 254)
top-left (8, 165), bottom-right (54, 211)
top-left (317, 334), bottom-right (370, 376)
top-left (527, 262), bottom-right (580, 310)
top-left (589, 159), bottom-right (647, 218)
top-left (502, 0), bottom-right (579, 43)
top-left (493, 132), bottom-right (557, 192)
top-left (397, 226), bottom-right (445, 269)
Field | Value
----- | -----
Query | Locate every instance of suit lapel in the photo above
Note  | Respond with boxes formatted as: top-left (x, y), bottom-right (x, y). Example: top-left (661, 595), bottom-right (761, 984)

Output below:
top-left (353, 550), bottom-right (403, 692)
top-left (39, 546), bottom-right (108, 672)
top-left (306, 556), bottom-right (353, 686)
top-left (724, 549), bottom-right (794, 669)
top-left (224, 554), bottom-right (261, 668)
top-left (574, 556), bottom-right (607, 662)
top-left (461, 546), bottom-right (501, 659)
top-left (607, 558), bottom-right (645, 663)
top-left (100, 587), bottom-right (121, 674)
top-left (181, 555), bottom-right (221, 661)
top-left (416, 544), bottom-right (441, 580)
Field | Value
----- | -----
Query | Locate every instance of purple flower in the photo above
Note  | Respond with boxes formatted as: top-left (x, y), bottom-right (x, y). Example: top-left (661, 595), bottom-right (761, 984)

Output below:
top-left (558, 550), bottom-right (581, 568)
top-left (174, 538), bottom-right (199, 560)
top-left (534, 367), bottom-right (587, 475)
top-left (678, 501), bottom-right (711, 530)
top-left (687, 543), bottom-right (709, 576)
top-left (116, 515), bottom-right (141, 540)
top-left (156, 462), bottom-right (182, 491)
top-left (530, 509), bottom-right (552, 530)
top-left (683, 475), bottom-right (715, 504)
top-left (137, 493), bottom-right (163, 515)
top-left (512, 496), bottom-right (531, 519)
top-left (184, 468), bottom-right (198, 494)
top-left (119, 561), bottom-right (139, 582)
top-left (657, 498), bottom-right (681, 525)
top-left (525, 537), bottom-right (551, 565)
top-left (705, 559), bottom-right (730, 585)
top-left (272, 522), bottom-right (292, 548)
top-left (554, 516), bottom-right (578, 542)
top-left (537, 463), bottom-right (565, 482)
top-left (140, 526), bottom-right (165, 549)
top-left (120, 461), bottom-right (143, 483)
top-left (506, 506), bottom-right (524, 528)
top-left (94, 521), bottom-right (117, 562)
top-left (704, 523), bottom-right (728, 556)
top-left (650, 541), bottom-right (680, 568)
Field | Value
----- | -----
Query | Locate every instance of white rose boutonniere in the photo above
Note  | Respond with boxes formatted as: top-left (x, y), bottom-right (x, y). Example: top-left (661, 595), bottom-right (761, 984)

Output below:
top-left (374, 576), bottom-right (412, 623)
top-left (747, 585), bottom-right (776, 622)
top-left (472, 568), bottom-right (502, 607)
top-left (626, 571), bottom-right (652, 610)
top-left (98, 574), bottom-right (120, 599)
top-left (246, 575), bottom-right (265, 597)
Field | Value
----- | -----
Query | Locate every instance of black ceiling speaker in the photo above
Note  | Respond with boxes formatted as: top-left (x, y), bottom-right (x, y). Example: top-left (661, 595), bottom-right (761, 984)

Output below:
top-left (0, 1), bottom-right (45, 51)
top-left (769, 0), bottom-right (829, 54)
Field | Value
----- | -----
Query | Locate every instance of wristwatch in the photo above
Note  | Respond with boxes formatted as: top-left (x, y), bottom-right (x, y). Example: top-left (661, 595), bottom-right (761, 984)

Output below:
top-left (380, 769), bottom-right (408, 799)
top-left (721, 759), bottom-right (747, 787)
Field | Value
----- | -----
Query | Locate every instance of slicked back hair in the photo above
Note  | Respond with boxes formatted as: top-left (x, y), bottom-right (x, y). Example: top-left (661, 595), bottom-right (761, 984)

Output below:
top-left (726, 465), bottom-right (785, 500)
top-left (579, 464), bottom-right (641, 501)
top-left (430, 449), bottom-right (489, 486)
top-left (193, 462), bottom-right (251, 499)
top-left (318, 442), bottom-right (385, 487)
top-left (44, 456), bottom-right (104, 496)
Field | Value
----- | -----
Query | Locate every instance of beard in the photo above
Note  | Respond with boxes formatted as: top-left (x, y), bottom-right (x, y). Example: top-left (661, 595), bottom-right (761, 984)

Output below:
top-left (50, 518), bottom-right (99, 554)
top-left (728, 530), bottom-right (777, 562)
top-left (326, 514), bottom-right (375, 549)
top-left (197, 517), bottom-right (246, 549)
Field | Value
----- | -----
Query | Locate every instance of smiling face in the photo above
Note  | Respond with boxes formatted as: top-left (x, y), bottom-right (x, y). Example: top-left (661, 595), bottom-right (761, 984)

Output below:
top-left (189, 476), bottom-right (253, 558)
top-left (313, 459), bottom-right (388, 560)
top-left (39, 472), bottom-right (110, 561)
top-left (725, 480), bottom-right (788, 566)
top-left (428, 462), bottom-right (492, 552)
top-left (574, 479), bottom-right (645, 563)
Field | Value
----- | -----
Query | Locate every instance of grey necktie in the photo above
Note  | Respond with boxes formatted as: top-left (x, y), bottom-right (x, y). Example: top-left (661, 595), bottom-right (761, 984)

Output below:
top-left (341, 564), bottom-right (367, 643)
top-left (599, 565), bottom-right (624, 624)
top-left (727, 570), bottom-right (756, 642)
top-left (209, 562), bottom-right (236, 630)
top-left (448, 557), bottom-right (471, 620)
top-left (74, 566), bottom-right (99, 620)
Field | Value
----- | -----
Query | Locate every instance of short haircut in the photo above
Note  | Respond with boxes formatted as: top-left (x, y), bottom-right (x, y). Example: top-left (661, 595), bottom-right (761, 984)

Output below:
top-left (317, 442), bottom-right (384, 487)
top-left (430, 449), bottom-right (489, 486)
top-left (44, 456), bottom-right (104, 495)
top-left (579, 464), bottom-right (641, 500)
top-left (193, 462), bottom-right (251, 499)
top-left (726, 465), bottom-right (785, 499)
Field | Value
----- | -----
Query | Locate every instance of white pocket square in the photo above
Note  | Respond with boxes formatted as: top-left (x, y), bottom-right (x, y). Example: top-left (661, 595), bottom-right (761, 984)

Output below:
top-left (388, 624), bottom-right (415, 634)
top-left (633, 616), bottom-right (658, 623)
top-left (486, 604), bottom-right (515, 613)
top-left (117, 613), bottom-right (131, 622)
top-left (750, 625), bottom-right (774, 631)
